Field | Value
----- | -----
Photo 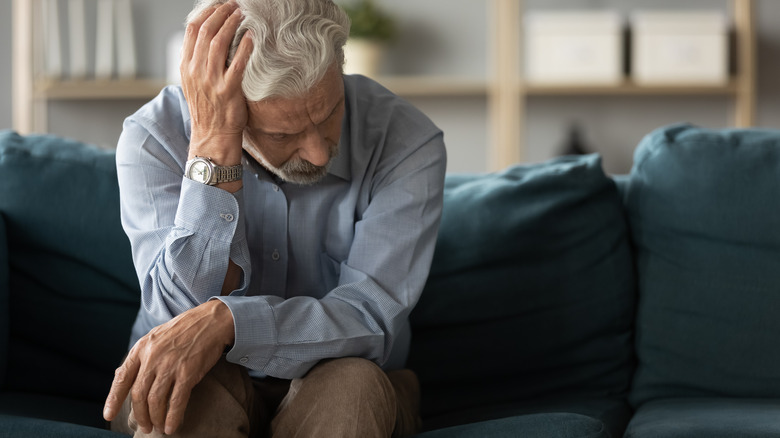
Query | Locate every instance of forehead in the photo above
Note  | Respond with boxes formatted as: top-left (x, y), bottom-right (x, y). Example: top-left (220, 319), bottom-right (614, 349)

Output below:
top-left (246, 68), bottom-right (344, 132)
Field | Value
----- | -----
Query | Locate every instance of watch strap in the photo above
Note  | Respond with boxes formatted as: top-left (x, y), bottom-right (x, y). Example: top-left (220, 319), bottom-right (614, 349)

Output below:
top-left (215, 163), bottom-right (243, 183)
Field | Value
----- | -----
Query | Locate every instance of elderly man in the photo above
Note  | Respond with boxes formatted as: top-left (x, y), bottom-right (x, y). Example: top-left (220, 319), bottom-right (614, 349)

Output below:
top-left (102, 0), bottom-right (446, 437)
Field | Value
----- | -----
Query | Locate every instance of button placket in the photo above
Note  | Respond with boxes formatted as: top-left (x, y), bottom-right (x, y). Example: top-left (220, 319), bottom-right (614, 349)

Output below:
top-left (260, 179), bottom-right (289, 294)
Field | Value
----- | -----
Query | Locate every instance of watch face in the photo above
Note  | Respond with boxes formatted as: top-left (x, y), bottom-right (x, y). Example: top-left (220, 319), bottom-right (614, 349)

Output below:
top-left (188, 159), bottom-right (212, 184)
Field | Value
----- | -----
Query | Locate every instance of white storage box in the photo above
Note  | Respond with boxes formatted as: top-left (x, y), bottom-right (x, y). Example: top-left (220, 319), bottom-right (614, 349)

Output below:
top-left (631, 11), bottom-right (728, 85)
top-left (524, 11), bottom-right (623, 85)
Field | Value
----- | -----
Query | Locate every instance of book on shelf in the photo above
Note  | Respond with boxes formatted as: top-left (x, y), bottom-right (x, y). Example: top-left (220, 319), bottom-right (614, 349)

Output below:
top-left (68, 0), bottom-right (88, 79)
top-left (95, 0), bottom-right (115, 80)
top-left (115, 0), bottom-right (137, 79)
top-left (42, 0), bottom-right (63, 79)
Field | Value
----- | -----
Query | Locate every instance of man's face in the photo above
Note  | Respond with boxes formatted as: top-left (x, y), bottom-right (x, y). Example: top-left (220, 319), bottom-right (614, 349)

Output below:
top-left (242, 66), bottom-right (345, 185)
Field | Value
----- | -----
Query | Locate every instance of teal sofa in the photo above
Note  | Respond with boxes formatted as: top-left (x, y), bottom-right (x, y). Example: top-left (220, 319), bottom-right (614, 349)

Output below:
top-left (2, 123), bottom-right (780, 437)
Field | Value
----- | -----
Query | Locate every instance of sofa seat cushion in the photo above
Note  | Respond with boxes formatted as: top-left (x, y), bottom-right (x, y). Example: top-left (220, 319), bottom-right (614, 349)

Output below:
top-left (414, 412), bottom-right (611, 438)
top-left (624, 124), bottom-right (780, 407)
top-left (0, 392), bottom-right (106, 429)
top-left (0, 131), bottom-right (140, 403)
top-left (421, 396), bottom-right (631, 438)
top-left (0, 415), bottom-right (122, 438)
top-left (409, 154), bottom-right (636, 423)
top-left (625, 398), bottom-right (780, 438)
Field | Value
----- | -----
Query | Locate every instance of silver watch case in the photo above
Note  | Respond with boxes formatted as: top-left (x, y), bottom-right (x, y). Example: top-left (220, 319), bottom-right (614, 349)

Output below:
top-left (184, 156), bottom-right (242, 186)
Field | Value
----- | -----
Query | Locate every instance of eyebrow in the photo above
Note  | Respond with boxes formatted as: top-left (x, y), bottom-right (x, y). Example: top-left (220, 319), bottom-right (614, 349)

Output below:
top-left (263, 96), bottom-right (345, 137)
top-left (323, 96), bottom-right (345, 122)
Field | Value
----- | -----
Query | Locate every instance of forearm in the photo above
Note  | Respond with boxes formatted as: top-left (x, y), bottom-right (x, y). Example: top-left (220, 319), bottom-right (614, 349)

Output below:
top-left (221, 260), bottom-right (242, 296)
top-left (118, 133), bottom-right (251, 319)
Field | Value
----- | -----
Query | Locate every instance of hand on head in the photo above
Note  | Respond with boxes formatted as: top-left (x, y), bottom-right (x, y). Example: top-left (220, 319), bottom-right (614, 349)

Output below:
top-left (181, 1), bottom-right (254, 166)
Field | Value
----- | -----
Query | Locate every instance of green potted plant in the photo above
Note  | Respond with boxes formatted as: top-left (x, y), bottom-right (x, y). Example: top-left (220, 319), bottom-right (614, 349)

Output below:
top-left (340, 0), bottom-right (397, 77)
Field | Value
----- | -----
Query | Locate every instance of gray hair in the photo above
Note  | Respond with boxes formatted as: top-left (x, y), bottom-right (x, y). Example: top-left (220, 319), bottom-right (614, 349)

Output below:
top-left (186, 0), bottom-right (350, 101)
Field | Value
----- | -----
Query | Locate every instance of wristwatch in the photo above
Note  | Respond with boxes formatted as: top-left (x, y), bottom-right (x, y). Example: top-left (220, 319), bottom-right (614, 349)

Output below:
top-left (184, 156), bottom-right (243, 186)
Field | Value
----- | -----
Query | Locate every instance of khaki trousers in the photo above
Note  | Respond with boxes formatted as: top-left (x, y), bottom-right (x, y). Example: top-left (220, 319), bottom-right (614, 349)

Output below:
top-left (111, 357), bottom-right (421, 438)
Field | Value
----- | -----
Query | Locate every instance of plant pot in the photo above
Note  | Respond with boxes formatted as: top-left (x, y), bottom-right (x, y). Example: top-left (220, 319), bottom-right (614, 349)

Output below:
top-left (344, 38), bottom-right (384, 78)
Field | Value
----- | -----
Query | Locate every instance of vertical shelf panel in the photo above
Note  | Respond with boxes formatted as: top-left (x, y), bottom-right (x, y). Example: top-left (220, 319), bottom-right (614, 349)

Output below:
top-left (489, 0), bottom-right (522, 171)
top-left (12, 0), bottom-right (34, 134)
top-left (734, 0), bottom-right (756, 127)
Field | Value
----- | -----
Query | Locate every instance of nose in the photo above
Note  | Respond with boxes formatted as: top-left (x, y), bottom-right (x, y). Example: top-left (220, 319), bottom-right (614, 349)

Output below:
top-left (298, 130), bottom-right (331, 167)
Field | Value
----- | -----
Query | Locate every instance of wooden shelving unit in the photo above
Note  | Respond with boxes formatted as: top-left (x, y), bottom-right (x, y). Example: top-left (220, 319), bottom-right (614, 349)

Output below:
top-left (33, 79), bottom-right (169, 100)
top-left (13, 0), bottom-right (756, 172)
top-left (523, 80), bottom-right (740, 96)
top-left (489, 0), bottom-right (756, 170)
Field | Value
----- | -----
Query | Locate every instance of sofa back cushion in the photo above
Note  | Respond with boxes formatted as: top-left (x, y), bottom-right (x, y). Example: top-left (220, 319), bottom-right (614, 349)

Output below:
top-left (0, 214), bottom-right (8, 387)
top-left (408, 154), bottom-right (636, 419)
top-left (625, 124), bottom-right (780, 407)
top-left (0, 131), bottom-right (139, 402)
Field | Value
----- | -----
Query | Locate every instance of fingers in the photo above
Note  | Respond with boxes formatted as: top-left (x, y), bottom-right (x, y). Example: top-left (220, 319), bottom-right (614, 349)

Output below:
top-left (103, 353), bottom-right (141, 422)
top-left (191, 2), bottom-right (240, 74)
top-left (130, 365), bottom-right (157, 434)
top-left (148, 371), bottom-right (175, 433)
top-left (209, 8), bottom-right (246, 75)
top-left (164, 384), bottom-right (194, 435)
top-left (181, 6), bottom-right (218, 65)
top-left (226, 30), bottom-right (254, 89)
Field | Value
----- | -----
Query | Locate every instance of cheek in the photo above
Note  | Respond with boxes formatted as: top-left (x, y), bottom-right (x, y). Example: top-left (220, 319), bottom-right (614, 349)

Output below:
top-left (242, 134), bottom-right (272, 164)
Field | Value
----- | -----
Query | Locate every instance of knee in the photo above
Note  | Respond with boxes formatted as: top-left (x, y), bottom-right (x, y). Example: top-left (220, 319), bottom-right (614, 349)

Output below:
top-left (308, 357), bottom-right (395, 401)
top-left (315, 357), bottom-right (385, 381)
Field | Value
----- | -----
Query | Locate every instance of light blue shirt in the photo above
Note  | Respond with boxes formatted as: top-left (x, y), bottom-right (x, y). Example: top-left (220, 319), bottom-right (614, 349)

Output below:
top-left (116, 75), bottom-right (446, 379)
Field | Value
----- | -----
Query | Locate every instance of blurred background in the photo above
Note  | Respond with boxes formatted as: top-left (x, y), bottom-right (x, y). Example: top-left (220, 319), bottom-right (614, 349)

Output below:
top-left (3, 0), bottom-right (779, 174)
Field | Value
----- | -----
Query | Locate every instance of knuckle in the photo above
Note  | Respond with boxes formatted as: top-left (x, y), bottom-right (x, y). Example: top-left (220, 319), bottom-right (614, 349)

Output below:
top-left (198, 23), bottom-right (214, 39)
top-left (147, 392), bottom-right (163, 408)
top-left (185, 22), bottom-right (199, 36)
top-left (130, 387), bottom-right (145, 402)
top-left (168, 391), bottom-right (185, 407)
top-left (113, 366), bottom-right (126, 380)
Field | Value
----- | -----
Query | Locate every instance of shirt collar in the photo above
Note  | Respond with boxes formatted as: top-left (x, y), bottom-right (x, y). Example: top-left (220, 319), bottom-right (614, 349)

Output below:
top-left (327, 108), bottom-right (351, 182)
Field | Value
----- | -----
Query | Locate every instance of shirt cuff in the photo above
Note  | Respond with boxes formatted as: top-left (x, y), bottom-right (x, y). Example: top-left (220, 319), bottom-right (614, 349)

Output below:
top-left (212, 295), bottom-right (278, 372)
top-left (174, 177), bottom-right (247, 245)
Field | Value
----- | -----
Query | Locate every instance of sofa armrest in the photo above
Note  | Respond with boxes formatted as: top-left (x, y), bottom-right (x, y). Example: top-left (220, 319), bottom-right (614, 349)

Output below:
top-left (0, 213), bottom-right (8, 388)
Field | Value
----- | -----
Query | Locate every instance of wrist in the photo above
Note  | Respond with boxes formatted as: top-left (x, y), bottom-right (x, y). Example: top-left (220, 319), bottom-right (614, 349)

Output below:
top-left (209, 299), bottom-right (236, 348)
top-left (188, 133), bottom-right (244, 166)
top-left (184, 155), bottom-right (244, 193)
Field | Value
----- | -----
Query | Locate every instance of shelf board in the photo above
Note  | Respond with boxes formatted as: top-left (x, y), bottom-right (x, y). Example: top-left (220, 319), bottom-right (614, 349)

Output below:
top-left (374, 76), bottom-right (488, 97)
top-left (34, 78), bottom-right (169, 100)
top-left (34, 76), bottom-right (488, 100)
top-left (524, 79), bottom-right (739, 96)
top-left (31, 76), bottom-right (740, 101)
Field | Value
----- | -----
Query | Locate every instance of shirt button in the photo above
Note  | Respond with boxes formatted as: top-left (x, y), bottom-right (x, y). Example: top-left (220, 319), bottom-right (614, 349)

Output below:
top-left (220, 213), bottom-right (234, 222)
top-left (239, 357), bottom-right (248, 364)
top-left (272, 184), bottom-right (280, 192)
top-left (272, 250), bottom-right (280, 261)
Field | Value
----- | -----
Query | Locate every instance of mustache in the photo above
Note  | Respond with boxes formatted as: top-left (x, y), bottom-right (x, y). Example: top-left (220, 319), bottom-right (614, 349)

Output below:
top-left (281, 142), bottom-right (339, 174)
